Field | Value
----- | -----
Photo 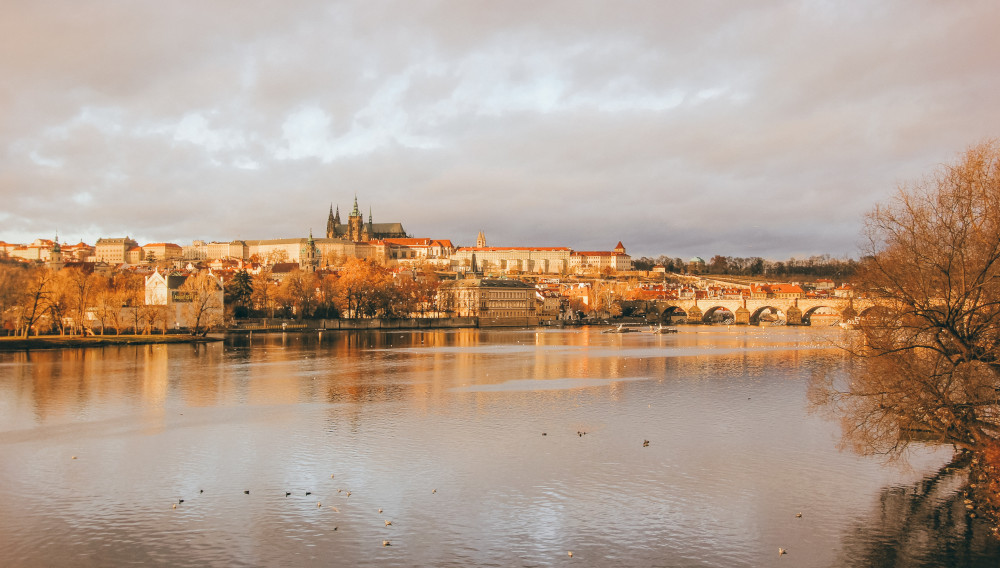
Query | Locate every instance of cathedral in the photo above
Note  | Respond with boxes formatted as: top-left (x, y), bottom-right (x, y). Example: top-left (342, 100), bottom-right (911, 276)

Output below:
top-left (326, 197), bottom-right (407, 242)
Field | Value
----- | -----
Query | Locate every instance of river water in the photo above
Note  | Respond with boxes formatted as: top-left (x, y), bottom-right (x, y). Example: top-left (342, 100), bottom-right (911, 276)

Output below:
top-left (1, 326), bottom-right (998, 567)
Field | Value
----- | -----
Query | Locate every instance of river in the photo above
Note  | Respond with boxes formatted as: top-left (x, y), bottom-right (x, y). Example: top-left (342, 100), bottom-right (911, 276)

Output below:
top-left (1, 326), bottom-right (997, 567)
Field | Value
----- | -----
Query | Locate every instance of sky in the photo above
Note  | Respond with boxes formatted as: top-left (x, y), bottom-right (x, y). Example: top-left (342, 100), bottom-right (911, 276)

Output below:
top-left (2, 1), bottom-right (1000, 260)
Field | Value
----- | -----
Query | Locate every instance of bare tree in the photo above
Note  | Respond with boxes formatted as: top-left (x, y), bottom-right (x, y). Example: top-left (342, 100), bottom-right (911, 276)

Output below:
top-left (180, 271), bottom-right (224, 335)
top-left (14, 267), bottom-right (52, 336)
top-left (0, 263), bottom-right (32, 335)
top-left (819, 140), bottom-right (1000, 531)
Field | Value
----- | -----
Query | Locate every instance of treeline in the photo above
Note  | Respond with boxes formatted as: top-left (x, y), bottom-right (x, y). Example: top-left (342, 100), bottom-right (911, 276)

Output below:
top-left (0, 257), bottom-right (444, 337)
top-left (0, 260), bottom-right (170, 336)
top-left (631, 254), bottom-right (857, 279)
top-left (240, 257), bottom-right (440, 319)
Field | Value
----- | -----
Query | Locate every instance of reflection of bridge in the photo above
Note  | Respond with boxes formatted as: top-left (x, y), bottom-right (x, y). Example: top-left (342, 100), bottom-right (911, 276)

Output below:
top-left (650, 298), bottom-right (869, 325)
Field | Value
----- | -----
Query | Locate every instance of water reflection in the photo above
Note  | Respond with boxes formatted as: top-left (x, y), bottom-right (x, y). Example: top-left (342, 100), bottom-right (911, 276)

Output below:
top-left (835, 455), bottom-right (1000, 567)
top-left (0, 327), bottom-right (997, 567)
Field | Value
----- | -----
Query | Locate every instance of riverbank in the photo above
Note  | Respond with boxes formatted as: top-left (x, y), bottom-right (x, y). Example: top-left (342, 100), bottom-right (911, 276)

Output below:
top-left (0, 334), bottom-right (222, 351)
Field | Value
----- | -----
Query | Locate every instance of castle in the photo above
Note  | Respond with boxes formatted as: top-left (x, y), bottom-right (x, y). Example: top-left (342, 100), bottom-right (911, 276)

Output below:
top-left (326, 196), bottom-right (407, 242)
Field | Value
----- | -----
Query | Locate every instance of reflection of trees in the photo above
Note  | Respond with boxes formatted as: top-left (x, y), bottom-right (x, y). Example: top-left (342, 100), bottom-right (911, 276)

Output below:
top-left (832, 452), bottom-right (1000, 567)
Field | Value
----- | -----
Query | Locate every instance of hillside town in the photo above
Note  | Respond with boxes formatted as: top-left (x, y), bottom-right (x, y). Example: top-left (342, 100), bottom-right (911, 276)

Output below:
top-left (0, 197), bottom-right (855, 336)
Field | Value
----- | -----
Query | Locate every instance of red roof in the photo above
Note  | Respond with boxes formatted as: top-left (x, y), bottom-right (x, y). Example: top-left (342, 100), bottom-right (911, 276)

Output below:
top-left (383, 238), bottom-right (431, 246)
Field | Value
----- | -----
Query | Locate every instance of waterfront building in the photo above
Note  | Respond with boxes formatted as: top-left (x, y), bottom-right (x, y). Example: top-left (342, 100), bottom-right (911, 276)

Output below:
top-left (438, 278), bottom-right (537, 319)
top-left (145, 269), bottom-right (224, 329)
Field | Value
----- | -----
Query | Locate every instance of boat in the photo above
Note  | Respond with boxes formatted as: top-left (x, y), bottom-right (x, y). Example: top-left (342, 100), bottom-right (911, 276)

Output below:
top-left (648, 324), bottom-right (678, 334)
top-left (603, 324), bottom-right (638, 334)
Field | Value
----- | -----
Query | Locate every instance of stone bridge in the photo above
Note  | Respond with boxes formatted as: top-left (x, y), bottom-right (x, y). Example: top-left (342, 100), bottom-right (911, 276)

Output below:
top-left (646, 297), bottom-right (870, 325)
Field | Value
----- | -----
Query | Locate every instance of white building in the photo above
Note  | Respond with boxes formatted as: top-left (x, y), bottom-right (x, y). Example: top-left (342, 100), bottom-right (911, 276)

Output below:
top-left (145, 269), bottom-right (224, 330)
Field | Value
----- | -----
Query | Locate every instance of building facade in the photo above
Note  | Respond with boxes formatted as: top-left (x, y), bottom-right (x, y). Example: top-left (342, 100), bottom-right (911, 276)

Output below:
top-left (568, 242), bottom-right (633, 273)
top-left (94, 237), bottom-right (139, 264)
top-left (145, 269), bottom-right (224, 329)
top-left (451, 246), bottom-right (573, 274)
top-left (438, 278), bottom-right (537, 318)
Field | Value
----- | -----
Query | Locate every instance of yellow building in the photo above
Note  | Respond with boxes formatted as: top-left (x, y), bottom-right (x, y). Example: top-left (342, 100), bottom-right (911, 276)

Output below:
top-left (438, 278), bottom-right (537, 319)
top-left (94, 237), bottom-right (139, 264)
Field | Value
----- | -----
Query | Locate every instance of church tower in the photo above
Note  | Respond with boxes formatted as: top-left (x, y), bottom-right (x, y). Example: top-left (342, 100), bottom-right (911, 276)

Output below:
top-left (326, 204), bottom-right (342, 238)
top-left (301, 230), bottom-right (319, 272)
top-left (348, 196), bottom-right (364, 242)
top-left (476, 231), bottom-right (486, 248)
top-left (361, 207), bottom-right (374, 242)
top-left (47, 235), bottom-right (64, 270)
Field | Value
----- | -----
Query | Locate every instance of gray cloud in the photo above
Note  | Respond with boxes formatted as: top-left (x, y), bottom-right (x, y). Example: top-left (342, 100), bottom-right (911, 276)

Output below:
top-left (3, 0), bottom-right (1000, 259)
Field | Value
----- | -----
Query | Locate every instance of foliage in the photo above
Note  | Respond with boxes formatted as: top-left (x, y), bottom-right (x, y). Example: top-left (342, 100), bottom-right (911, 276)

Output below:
top-left (226, 269), bottom-right (253, 317)
top-left (180, 271), bottom-right (224, 335)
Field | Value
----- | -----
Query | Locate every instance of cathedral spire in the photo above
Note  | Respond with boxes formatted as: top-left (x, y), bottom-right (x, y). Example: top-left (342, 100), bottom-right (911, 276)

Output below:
top-left (351, 195), bottom-right (360, 217)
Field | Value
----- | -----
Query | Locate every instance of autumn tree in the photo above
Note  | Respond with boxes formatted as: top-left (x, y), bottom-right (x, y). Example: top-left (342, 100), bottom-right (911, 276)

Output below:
top-left (820, 141), bottom-right (1000, 530)
top-left (0, 263), bottom-right (32, 335)
top-left (276, 270), bottom-right (319, 319)
top-left (64, 266), bottom-right (98, 334)
top-left (46, 269), bottom-right (75, 335)
top-left (334, 257), bottom-right (399, 318)
top-left (314, 272), bottom-right (340, 318)
top-left (180, 271), bottom-right (224, 335)
top-left (251, 269), bottom-right (278, 318)
top-left (13, 266), bottom-right (52, 336)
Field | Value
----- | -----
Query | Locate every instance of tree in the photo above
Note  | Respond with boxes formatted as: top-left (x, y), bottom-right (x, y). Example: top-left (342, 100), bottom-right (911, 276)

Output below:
top-left (0, 263), bottom-right (32, 335)
top-left (180, 271), bottom-right (224, 335)
top-left (819, 141), bottom-right (1000, 530)
top-left (14, 267), bottom-right (52, 336)
top-left (708, 255), bottom-right (729, 274)
top-left (226, 269), bottom-right (253, 318)
top-left (46, 269), bottom-right (74, 335)
top-left (277, 270), bottom-right (319, 319)
top-left (64, 266), bottom-right (98, 335)
top-left (251, 269), bottom-right (277, 317)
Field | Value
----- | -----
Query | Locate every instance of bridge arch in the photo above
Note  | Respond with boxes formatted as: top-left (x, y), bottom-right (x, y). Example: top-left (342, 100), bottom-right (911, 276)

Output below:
top-left (802, 305), bottom-right (840, 326)
top-left (750, 306), bottom-right (785, 325)
top-left (659, 306), bottom-right (688, 324)
top-left (703, 306), bottom-right (736, 324)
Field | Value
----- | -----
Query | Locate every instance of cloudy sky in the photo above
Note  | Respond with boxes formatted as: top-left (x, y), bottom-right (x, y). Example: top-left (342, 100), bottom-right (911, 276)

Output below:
top-left (3, 1), bottom-right (999, 259)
